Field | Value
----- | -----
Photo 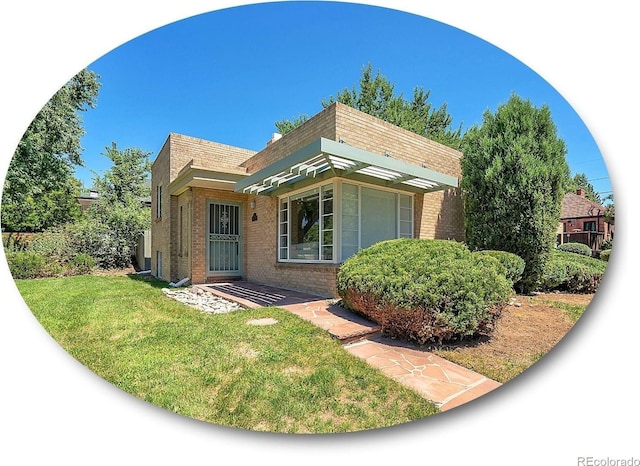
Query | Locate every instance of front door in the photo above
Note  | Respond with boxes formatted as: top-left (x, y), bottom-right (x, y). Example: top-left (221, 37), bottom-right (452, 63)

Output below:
top-left (207, 202), bottom-right (241, 277)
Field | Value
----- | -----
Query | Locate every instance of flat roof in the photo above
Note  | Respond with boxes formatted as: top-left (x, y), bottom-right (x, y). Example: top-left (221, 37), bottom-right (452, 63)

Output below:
top-left (168, 163), bottom-right (248, 195)
top-left (234, 138), bottom-right (459, 196)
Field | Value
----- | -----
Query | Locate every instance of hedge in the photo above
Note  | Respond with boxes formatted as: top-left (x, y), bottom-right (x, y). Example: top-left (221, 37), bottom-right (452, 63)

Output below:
top-left (538, 250), bottom-right (608, 293)
top-left (557, 242), bottom-right (593, 257)
top-left (472, 250), bottom-right (526, 287)
top-left (337, 239), bottom-right (513, 345)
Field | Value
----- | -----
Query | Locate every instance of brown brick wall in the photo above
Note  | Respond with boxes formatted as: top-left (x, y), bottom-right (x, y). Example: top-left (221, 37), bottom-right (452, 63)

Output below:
top-left (152, 102), bottom-right (464, 295)
top-left (334, 103), bottom-right (464, 242)
top-left (241, 104), bottom-right (338, 174)
top-left (151, 133), bottom-right (256, 283)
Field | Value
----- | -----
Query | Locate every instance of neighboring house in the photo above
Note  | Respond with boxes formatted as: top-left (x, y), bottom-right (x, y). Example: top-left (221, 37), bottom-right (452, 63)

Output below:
top-left (76, 189), bottom-right (100, 211)
top-left (151, 102), bottom-right (463, 297)
top-left (558, 188), bottom-right (614, 251)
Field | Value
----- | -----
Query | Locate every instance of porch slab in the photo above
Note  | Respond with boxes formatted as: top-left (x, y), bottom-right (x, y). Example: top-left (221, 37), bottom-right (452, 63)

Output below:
top-left (196, 282), bottom-right (318, 308)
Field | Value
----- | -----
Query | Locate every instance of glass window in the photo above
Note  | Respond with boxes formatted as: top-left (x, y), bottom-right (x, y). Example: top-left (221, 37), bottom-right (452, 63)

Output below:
top-left (361, 187), bottom-right (397, 249)
top-left (156, 185), bottom-right (162, 218)
top-left (321, 185), bottom-right (334, 260)
top-left (279, 181), bottom-right (413, 263)
top-left (341, 183), bottom-right (359, 261)
top-left (399, 194), bottom-right (413, 238)
top-left (279, 198), bottom-right (288, 260)
top-left (340, 182), bottom-right (413, 261)
top-left (290, 188), bottom-right (320, 260)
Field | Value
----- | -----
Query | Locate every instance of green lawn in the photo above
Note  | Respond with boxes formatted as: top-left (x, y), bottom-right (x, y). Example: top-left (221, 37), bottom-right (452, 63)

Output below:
top-left (16, 274), bottom-right (438, 433)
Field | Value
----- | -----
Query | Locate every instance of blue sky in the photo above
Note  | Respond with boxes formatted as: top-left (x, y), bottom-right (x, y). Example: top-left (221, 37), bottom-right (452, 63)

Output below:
top-left (76, 1), bottom-right (612, 201)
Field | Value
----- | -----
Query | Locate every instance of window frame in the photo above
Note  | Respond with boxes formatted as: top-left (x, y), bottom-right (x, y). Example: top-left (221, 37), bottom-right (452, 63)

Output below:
top-left (156, 184), bottom-right (163, 219)
top-left (277, 179), bottom-right (414, 264)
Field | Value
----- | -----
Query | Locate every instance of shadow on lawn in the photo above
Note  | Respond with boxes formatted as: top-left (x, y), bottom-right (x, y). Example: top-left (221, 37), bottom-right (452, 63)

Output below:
top-left (125, 272), bottom-right (170, 290)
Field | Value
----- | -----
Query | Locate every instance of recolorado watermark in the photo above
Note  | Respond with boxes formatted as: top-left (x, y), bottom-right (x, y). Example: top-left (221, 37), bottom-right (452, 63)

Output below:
top-left (577, 458), bottom-right (640, 466)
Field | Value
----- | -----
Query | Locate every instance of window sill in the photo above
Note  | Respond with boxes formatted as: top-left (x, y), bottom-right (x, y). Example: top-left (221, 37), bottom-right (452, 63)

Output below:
top-left (275, 262), bottom-right (340, 271)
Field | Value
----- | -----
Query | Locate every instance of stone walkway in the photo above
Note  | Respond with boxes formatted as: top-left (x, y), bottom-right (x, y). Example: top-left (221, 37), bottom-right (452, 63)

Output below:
top-left (196, 281), bottom-right (502, 411)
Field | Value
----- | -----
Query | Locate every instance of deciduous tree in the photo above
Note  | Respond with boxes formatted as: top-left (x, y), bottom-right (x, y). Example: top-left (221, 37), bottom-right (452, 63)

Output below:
top-left (1, 69), bottom-right (101, 232)
top-left (74, 143), bottom-right (152, 268)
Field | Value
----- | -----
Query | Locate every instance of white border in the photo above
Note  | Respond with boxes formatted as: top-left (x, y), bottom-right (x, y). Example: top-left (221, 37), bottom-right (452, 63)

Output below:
top-left (1, 1), bottom-right (636, 464)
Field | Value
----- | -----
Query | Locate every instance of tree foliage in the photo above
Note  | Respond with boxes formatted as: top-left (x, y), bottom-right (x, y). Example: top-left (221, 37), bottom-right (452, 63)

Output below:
top-left (566, 173), bottom-right (601, 204)
top-left (74, 143), bottom-right (152, 268)
top-left (603, 193), bottom-right (615, 223)
top-left (92, 143), bottom-right (151, 205)
top-left (460, 94), bottom-right (570, 293)
top-left (275, 64), bottom-right (462, 149)
top-left (2, 69), bottom-right (101, 232)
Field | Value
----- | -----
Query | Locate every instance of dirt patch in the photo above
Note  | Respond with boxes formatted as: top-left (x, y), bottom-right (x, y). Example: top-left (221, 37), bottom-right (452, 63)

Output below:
top-left (532, 292), bottom-right (594, 306)
top-left (431, 292), bottom-right (595, 382)
top-left (92, 266), bottom-right (138, 276)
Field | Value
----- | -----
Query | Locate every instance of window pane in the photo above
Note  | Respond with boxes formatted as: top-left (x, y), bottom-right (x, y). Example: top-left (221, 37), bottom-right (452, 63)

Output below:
top-left (360, 187), bottom-right (397, 249)
top-left (290, 189), bottom-right (320, 260)
top-left (323, 230), bottom-right (333, 245)
top-left (400, 221), bottom-right (412, 237)
top-left (322, 214), bottom-right (333, 230)
top-left (341, 183), bottom-right (360, 261)
top-left (400, 206), bottom-right (412, 222)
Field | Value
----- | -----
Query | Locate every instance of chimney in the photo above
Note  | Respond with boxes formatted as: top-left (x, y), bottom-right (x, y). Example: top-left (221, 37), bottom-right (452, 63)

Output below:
top-left (266, 132), bottom-right (282, 146)
top-left (577, 188), bottom-right (585, 197)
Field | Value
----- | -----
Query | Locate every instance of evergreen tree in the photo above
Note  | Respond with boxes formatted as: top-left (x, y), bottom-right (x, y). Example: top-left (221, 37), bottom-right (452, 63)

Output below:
top-left (460, 94), bottom-right (570, 293)
top-left (566, 173), bottom-right (601, 204)
top-left (275, 64), bottom-right (462, 149)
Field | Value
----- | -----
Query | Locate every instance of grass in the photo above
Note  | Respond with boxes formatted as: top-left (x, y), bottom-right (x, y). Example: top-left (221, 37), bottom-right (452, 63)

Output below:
top-left (15, 274), bottom-right (438, 433)
top-left (534, 298), bottom-right (587, 322)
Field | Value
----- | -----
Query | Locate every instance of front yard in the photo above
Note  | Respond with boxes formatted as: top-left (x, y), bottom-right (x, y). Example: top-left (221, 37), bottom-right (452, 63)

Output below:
top-left (15, 273), bottom-right (438, 434)
top-left (432, 292), bottom-right (592, 383)
top-left (14, 271), bottom-right (594, 432)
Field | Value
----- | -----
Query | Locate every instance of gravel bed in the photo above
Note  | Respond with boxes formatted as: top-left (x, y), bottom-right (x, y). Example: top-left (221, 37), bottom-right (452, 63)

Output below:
top-left (162, 286), bottom-right (243, 314)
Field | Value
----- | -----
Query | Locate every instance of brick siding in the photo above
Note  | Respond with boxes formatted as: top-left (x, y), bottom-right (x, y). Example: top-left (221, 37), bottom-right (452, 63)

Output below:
top-left (151, 102), bottom-right (464, 296)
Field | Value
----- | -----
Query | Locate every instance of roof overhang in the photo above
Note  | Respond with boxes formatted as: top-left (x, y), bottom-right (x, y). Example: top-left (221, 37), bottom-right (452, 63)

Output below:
top-left (233, 138), bottom-right (459, 196)
top-left (169, 164), bottom-right (248, 196)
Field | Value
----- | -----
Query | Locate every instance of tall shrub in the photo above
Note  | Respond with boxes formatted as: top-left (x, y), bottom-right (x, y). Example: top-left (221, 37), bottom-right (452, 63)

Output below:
top-left (460, 94), bottom-right (570, 293)
top-left (75, 143), bottom-right (151, 269)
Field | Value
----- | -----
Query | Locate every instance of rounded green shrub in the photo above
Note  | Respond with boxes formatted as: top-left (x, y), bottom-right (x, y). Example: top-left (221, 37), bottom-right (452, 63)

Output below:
top-left (539, 250), bottom-right (607, 293)
top-left (27, 227), bottom-right (75, 262)
top-left (599, 249), bottom-right (611, 262)
top-left (67, 253), bottom-right (96, 275)
top-left (473, 250), bottom-right (525, 287)
top-left (558, 242), bottom-right (592, 257)
top-left (337, 239), bottom-right (513, 345)
top-left (6, 251), bottom-right (60, 279)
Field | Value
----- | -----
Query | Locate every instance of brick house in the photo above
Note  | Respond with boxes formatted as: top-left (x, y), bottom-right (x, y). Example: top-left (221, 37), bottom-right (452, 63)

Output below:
top-left (151, 102), bottom-right (463, 297)
top-left (558, 188), bottom-right (614, 251)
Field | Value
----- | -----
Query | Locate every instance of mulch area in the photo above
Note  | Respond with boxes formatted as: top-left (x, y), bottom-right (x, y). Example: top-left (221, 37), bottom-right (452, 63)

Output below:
top-left (430, 292), bottom-right (595, 382)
